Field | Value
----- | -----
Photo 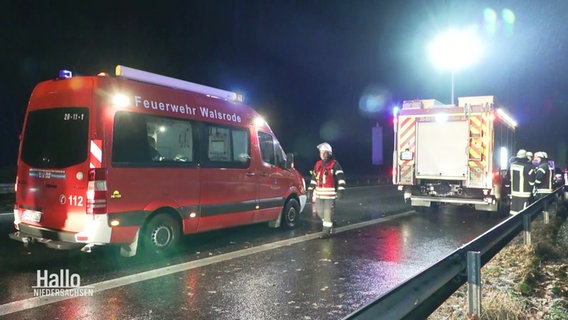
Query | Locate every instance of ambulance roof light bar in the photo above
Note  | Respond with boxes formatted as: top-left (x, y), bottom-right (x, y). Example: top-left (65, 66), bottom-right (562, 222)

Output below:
top-left (115, 65), bottom-right (243, 103)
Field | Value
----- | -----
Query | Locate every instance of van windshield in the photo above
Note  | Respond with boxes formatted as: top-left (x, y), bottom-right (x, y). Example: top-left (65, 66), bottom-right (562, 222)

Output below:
top-left (21, 107), bottom-right (89, 168)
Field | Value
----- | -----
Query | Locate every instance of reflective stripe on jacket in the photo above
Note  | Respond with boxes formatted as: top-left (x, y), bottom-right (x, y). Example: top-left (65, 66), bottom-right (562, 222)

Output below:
top-left (535, 162), bottom-right (553, 194)
top-left (308, 159), bottom-right (346, 199)
top-left (510, 161), bottom-right (534, 197)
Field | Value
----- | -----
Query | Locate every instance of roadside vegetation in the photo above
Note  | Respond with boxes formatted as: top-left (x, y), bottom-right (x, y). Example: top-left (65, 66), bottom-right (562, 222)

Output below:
top-left (430, 203), bottom-right (568, 319)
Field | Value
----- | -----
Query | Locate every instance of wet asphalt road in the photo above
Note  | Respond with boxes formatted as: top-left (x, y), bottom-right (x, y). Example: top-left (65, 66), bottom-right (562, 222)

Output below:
top-left (0, 185), bottom-right (505, 319)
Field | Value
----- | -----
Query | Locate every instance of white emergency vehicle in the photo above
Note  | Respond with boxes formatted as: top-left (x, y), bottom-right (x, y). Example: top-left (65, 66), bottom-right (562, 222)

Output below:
top-left (392, 96), bottom-right (517, 213)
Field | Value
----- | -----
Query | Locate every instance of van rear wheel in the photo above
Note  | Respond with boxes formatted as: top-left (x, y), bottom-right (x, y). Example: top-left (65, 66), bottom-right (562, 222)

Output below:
top-left (281, 199), bottom-right (300, 229)
top-left (142, 213), bottom-right (181, 256)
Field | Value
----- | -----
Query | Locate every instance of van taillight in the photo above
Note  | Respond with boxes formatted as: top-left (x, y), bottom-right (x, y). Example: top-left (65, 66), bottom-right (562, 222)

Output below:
top-left (87, 168), bottom-right (107, 214)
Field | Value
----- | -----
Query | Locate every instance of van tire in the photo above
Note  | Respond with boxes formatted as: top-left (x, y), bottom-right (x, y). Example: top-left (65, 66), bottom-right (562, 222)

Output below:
top-left (281, 198), bottom-right (300, 229)
top-left (142, 213), bottom-right (181, 256)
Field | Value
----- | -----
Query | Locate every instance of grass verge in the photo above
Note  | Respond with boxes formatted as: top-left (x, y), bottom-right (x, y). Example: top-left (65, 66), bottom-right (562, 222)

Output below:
top-left (429, 205), bottom-right (568, 319)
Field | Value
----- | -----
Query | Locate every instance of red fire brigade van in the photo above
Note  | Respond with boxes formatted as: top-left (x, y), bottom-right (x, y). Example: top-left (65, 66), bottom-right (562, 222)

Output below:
top-left (10, 65), bottom-right (307, 257)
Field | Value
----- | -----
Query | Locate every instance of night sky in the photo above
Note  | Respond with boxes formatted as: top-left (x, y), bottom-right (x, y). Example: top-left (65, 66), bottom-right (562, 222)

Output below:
top-left (2, 0), bottom-right (568, 180)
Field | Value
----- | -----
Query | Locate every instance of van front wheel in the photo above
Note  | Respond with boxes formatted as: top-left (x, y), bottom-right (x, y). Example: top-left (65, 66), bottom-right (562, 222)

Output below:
top-left (281, 199), bottom-right (300, 229)
top-left (142, 214), bottom-right (181, 256)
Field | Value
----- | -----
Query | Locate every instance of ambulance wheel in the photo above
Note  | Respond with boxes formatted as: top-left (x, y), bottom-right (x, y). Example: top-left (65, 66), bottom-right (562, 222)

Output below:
top-left (281, 198), bottom-right (300, 229)
top-left (142, 213), bottom-right (181, 256)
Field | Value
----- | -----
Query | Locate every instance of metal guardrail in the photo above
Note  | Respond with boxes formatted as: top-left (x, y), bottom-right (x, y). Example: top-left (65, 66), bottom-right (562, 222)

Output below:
top-left (344, 188), bottom-right (564, 320)
top-left (0, 183), bottom-right (14, 194)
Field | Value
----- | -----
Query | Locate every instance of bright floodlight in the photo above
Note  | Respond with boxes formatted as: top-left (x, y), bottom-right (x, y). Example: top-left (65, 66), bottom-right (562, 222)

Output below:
top-left (428, 28), bottom-right (483, 105)
top-left (428, 28), bottom-right (483, 72)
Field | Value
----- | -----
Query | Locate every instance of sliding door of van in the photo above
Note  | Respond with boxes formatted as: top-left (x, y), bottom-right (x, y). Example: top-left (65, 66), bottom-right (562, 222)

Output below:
top-left (109, 111), bottom-right (200, 234)
top-left (197, 124), bottom-right (256, 231)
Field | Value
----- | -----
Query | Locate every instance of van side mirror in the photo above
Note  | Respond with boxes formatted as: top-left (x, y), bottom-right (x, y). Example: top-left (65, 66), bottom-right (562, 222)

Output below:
top-left (285, 153), bottom-right (295, 169)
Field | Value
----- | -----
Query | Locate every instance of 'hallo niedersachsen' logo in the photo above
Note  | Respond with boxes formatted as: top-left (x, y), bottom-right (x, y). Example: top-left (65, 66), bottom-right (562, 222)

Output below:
top-left (32, 269), bottom-right (94, 297)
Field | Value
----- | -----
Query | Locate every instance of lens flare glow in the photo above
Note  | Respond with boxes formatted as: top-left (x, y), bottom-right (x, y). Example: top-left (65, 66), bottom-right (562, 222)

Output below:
top-left (112, 94), bottom-right (130, 108)
top-left (358, 85), bottom-right (391, 115)
top-left (428, 27), bottom-right (483, 72)
top-left (502, 8), bottom-right (515, 25)
top-left (483, 8), bottom-right (497, 23)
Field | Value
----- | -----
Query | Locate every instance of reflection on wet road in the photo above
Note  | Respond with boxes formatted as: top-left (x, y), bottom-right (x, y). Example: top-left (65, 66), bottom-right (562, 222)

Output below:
top-left (0, 185), bottom-right (505, 319)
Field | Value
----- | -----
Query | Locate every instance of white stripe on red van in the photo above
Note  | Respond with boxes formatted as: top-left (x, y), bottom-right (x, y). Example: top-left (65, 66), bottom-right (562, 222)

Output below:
top-left (90, 139), bottom-right (102, 168)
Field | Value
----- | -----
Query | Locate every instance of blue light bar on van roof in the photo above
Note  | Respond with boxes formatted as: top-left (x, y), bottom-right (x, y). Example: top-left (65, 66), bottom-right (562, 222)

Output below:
top-left (59, 70), bottom-right (73, 79)
top-left (115, 65), bottom-right (244, 103)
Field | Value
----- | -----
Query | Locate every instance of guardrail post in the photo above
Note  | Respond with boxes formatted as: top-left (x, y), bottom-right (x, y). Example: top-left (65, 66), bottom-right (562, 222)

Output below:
top-left (523, 211), bottom-right (531, 246)
top-left (467, 251), bottom-right (481, 319)
top-left (543, 199), bottom-right (549, 224)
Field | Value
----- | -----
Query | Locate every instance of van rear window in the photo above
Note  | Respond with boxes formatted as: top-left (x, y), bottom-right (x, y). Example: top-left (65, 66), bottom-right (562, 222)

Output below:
top-left (21, 107), bottom-right (89, 168)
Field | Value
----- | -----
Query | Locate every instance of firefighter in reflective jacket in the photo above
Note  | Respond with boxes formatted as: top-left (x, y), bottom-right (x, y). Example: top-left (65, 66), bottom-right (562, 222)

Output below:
top-left (508, 149), bottom-right (535, 215)
top-left (307, 142), bottom-right (346, 236)
top-left (533, 151), bottom-right (554, 199)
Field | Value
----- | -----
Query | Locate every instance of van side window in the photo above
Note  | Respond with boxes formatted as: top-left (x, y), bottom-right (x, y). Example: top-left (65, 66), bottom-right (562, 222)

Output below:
top-left (112, 111), bottom-right (195, 166)
top-left (274, 143), bottom-right (286, 167)
top-left (258, 131), bottom-right (286, 167)
top-left (258, 132), bottom-right (286, 168)
top-left (146, 115), bottom-right (194, 163)
top-left (203, 124), bottom-right (250, 168)
top-left (258, 132), bottom-right (275, 164)
top-left (113, 112), bottom-right (151, 164)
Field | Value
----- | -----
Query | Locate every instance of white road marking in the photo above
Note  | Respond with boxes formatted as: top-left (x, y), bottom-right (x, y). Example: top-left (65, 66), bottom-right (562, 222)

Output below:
top-left (0, 211), bottom-right (414, 316)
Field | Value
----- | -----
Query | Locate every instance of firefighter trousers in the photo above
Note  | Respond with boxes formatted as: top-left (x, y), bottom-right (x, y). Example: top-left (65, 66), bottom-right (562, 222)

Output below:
top-left (315, 198), bottom-right (335, 228)
top-left (510, 195), bottom-right (530, 215)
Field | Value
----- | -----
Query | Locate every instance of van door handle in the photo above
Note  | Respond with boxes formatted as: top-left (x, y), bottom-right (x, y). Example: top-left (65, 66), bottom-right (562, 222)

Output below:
top-left (45, 184), bottom-right (57, 188)
top-left (259, 172), bottom-right (268, 177)
top-left (246, 172), bottom-right (255, 176)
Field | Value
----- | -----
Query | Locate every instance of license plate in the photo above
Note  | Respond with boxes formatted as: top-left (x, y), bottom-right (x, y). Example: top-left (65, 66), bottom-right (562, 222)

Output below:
top-left (21, 210), bottom-right (42, 223)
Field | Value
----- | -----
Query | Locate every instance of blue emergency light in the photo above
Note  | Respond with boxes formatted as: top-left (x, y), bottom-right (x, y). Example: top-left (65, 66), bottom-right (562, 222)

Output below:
top-left (392, 106), bottom-right (400, 116)
top-left (59, 70), bottom-right (73, 79)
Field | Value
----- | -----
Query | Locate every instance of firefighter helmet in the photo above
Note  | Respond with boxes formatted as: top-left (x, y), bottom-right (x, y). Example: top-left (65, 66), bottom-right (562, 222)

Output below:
top-left (516, 149), bottom-right (527, 158)
top-left (317, 142), bottom-right (332, 154)
top-left (526, 151), bottom-right (533, 158)
top-left (534, 151), bottom-right (545, 159)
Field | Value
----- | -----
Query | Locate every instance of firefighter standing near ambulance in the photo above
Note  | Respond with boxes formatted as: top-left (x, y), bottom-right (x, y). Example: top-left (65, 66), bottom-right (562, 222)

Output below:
top-left (508, 149), bottom-right (535, 214)
top-left (307, 142), bottom-right (346, 237)
top-left (533, 151), bottom-right (554, 199)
